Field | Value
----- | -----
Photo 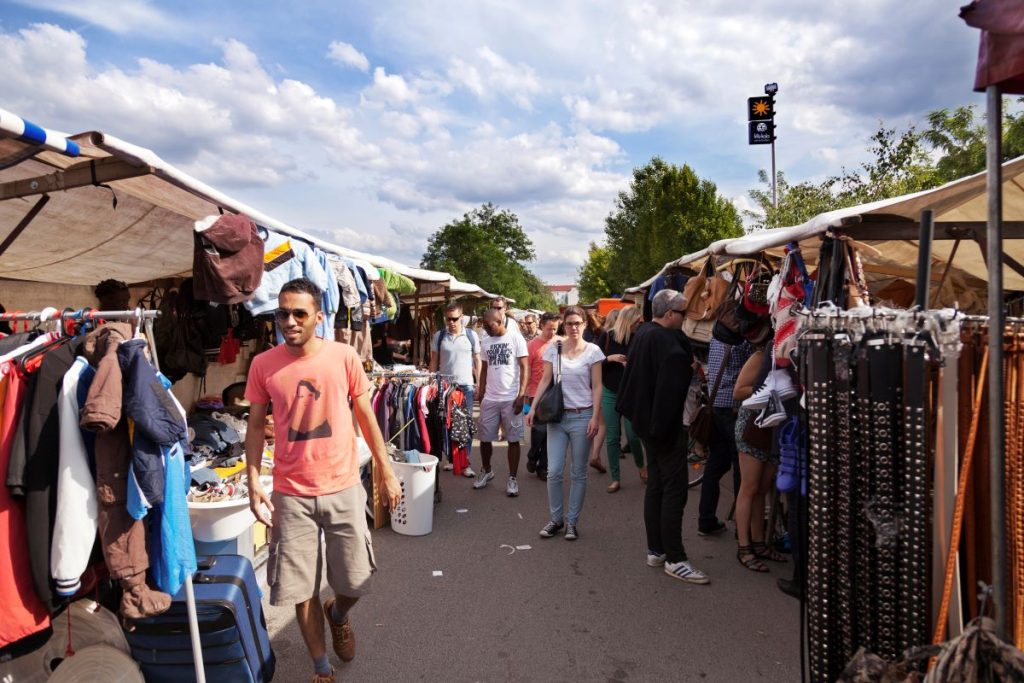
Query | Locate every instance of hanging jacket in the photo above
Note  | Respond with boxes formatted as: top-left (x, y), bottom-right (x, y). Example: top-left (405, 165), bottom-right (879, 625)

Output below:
top-left (146, 374), bottom-right (196, 596)
top-left (51, 357), bottom-right (98, 597)
top-left (15, 338), bottom-right (82, 613)
top-left (315, 248), bottom-right (339, 335)
top-left (81, 324), bottom-right (152, 582)
top-left (192, 213), bottom-right (265, 304)
top-left (119, 338), bottom-right (189, 515)
top-left (245, 230), bottom-right (331, 315)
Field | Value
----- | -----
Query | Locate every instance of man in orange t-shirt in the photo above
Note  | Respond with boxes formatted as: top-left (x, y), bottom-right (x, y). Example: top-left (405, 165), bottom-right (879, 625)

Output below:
top-left (245, 278), bottom-right (400, 683)
top-left (525, 312), bottom-right (560, 480)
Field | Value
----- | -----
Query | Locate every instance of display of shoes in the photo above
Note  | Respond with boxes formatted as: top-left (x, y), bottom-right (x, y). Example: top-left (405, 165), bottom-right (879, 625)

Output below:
top-left (742, 368), bottom-right (798, 409)
top-left (754, 390), bottom-right (789, 428)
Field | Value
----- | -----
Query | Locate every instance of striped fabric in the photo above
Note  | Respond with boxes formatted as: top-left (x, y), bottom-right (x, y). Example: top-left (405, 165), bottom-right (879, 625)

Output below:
top-left (0, 107), bottom-right (80, 156)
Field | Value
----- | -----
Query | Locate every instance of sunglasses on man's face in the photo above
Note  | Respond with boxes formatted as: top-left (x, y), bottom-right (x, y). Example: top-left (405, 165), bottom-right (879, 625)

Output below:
top-left (274, 308), bottom-right (311, 323)
top-left (446, 316), bottom-right (461, 322)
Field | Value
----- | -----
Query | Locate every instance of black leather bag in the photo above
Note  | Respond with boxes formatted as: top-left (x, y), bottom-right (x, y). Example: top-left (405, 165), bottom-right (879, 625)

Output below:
top-left (533, 341), bottom-right (564, 424)
top-left (690, 347), bottom-right (731, 446)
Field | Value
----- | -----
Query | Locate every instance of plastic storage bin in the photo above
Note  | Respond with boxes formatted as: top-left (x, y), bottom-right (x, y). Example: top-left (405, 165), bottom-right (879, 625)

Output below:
top-left (389, 454), bottom-right (438, 536)
top-left (188, 475), bottom-right (273, 543)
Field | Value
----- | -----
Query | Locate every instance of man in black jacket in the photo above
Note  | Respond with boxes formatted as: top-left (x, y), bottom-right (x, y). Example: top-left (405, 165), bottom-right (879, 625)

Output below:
top-left (617, 289), bottom-right (709, 585)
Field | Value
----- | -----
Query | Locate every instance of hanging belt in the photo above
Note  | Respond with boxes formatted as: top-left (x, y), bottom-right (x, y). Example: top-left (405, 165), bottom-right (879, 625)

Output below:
top-left (867, 338), bottom-right (901, 662)
top-left (804, 329), bottom-right (832, 682)
top-left (901, 336), bottom-right (931, 659)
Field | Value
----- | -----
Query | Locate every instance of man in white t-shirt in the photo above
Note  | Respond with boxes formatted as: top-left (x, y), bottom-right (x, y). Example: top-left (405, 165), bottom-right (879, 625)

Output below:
top-left (475, 308), bottom-right (529, 496)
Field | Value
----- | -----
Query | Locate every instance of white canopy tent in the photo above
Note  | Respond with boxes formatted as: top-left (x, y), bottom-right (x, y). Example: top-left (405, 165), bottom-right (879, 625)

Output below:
top-left (0, 119), bottom-right (466, 292)
top-left (625, 154), bottom-right (1024, 298)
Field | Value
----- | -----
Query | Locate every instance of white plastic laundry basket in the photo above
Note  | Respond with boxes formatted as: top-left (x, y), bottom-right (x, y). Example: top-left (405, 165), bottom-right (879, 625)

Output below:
top-left (389, 454), bottom-right (438, 536)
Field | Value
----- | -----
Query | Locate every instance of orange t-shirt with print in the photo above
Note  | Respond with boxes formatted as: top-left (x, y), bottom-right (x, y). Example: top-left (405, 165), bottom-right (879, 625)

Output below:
top-left (245, 340), bottom-right (370, 497)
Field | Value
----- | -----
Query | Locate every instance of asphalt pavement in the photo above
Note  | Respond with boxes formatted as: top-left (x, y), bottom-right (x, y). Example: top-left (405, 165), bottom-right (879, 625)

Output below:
top-left (262, 441), bottom-right (802, 682)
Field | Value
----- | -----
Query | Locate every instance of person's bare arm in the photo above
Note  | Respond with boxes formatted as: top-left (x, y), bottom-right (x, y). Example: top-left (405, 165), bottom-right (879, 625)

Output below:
top-left (587, 362), bottom-right (603, 439)
top-left (478, 362), bottom-right (488, 402)
top-left (352, 390), bottom-right (401, 509)
top-left (428, 350), bottom-right (439, 373)
top-left (514, 355), bottom-right (529, 413)
top-left (473, 353), bottom-right (481, 384)
top-left (245, 402), bottom-right (274, 526)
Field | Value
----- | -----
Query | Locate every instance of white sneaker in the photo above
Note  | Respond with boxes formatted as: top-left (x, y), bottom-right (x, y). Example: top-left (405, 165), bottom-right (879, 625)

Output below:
top-left (742, 369), bottom-right (798, 409)
top-left (462, 467), bottom-right (476, 478)
top-left (754, 390), bottom-right (789, 428)
top-left (664, 560), bottom-right (710, 584)
top-left (472, 470), bottom-right (494, 489)
top-left (506, 476), bottom-right (519, 497)
top-left (442, 462), bottom-right (453, 471)
top-left (646, 551), bottom-right (667, 567)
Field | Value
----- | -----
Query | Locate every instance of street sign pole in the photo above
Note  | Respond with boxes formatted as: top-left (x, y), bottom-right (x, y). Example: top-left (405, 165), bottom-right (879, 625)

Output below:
top-left (748, 83), bottom-right (779, 219)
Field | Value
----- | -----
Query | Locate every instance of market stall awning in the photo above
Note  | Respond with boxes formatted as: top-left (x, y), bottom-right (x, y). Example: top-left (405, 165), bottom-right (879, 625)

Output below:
top-left (0, 119), bottom-right (474, 291)
top-left (626, 154), bottom-right (1024, 294)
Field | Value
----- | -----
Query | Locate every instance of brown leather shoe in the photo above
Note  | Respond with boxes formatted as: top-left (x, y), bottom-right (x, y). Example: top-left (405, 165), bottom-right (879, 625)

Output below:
top-left (312, 669), bottom-right (335, 683)
top-left (323, 597), bottom-right (355, 662)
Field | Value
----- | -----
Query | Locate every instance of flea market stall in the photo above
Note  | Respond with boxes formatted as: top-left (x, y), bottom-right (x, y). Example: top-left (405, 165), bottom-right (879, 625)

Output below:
top-left (623, 156), bottom-right (1024, 681)
top-left (0, 109), bottom-right (481, 681)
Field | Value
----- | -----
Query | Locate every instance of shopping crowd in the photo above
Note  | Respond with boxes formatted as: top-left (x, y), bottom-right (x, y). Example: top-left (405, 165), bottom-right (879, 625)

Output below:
top-left (428, 292), bottom-right (794, 590)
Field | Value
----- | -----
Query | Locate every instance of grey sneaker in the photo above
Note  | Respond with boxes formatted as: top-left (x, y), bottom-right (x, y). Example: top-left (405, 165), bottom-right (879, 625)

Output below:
top-left (539, 521), bottom-right (564, 538)
top-left (473, 470), bottom-right (494, 489)
top-left (506, 476), bottom-right (519, 497)
top-left (664, 560), bottom-right (710, 584)
top-left (462, 466), bottom-right (477, 478)
top-left (646, 551), bottom-right (667, 567)
top-left (564, 524), bottom-right (578, 541)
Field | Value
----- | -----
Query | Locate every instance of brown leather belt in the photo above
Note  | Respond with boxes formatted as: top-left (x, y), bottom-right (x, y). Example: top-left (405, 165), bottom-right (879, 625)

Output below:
top-left (563, 406), bottom-right (593, 413)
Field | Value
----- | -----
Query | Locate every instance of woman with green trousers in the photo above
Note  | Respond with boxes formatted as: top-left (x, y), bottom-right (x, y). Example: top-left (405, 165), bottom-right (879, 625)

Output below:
top-left (596, 306), bottom-right (646, 492)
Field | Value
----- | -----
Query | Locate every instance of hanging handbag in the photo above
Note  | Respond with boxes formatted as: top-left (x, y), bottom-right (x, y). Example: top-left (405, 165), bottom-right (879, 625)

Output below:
top-left (682, 260), bottom-right (715, 343)
top-left (533, 341), bottom-right (564, 425)
top-left (712, 264), bottom-right (746, 346)
top-left (689, 346), bottom-right (731, 446)
top-left (741, 412), bottom-right (774, 451)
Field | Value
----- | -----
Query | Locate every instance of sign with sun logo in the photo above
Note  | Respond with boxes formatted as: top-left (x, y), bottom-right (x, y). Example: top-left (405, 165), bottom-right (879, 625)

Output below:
top-left (748, 97), bottom-right (774, 121)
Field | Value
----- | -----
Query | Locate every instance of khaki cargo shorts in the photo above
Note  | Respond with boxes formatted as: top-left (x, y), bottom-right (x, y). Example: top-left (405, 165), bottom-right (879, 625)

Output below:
top-left (478, 399), bottom-right (524, 442)
top-left (267, 484), bottom-right (377, 606)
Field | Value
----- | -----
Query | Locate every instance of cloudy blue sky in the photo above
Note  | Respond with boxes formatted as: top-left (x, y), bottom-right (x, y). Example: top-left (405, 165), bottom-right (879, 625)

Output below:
top-left (0, 1), bottom-right (985, 284)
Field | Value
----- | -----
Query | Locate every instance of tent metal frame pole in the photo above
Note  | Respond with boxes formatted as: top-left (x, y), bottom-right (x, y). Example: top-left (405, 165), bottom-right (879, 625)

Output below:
top-left (985, 84), bottom-right (1006, 638)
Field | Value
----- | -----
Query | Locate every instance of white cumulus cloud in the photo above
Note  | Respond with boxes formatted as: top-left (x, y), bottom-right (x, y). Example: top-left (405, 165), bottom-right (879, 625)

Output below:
top-left (327, 41), bottom-right (370, 72)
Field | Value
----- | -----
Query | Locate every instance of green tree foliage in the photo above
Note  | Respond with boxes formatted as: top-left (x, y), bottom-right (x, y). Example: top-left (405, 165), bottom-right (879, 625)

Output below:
top-left (421, 203), bottom-right (556, 310)
top-left (589, 157), bottom-right (742, 295)
top-left (577, 242), bottom-right (612, 302)
top-left (746, 99), bottom-right (1024, 230)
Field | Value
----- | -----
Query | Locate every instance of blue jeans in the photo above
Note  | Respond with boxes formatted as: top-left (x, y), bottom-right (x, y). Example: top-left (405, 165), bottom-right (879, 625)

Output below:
top-left (546, 409), bottom-right (592, 525)
top-left (460, 384), bottom-right (475, 461)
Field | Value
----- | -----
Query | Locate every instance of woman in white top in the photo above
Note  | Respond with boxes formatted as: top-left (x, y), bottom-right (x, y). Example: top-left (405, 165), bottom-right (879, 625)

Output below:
top-left (526, 306), bottom-right (605, 541)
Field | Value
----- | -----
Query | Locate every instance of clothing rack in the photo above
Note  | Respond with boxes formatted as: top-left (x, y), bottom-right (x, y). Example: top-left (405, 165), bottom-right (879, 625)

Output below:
top-left (0, 308), bottom-right (160, 321)
top-left (1, 306), bottom-right (204, 682)
top-left (368, 371), bottom-right (453, 379)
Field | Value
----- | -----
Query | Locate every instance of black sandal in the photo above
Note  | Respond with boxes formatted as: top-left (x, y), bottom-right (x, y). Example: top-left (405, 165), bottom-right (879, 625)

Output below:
top-left (737, 545), bottom-right (769, 573)
top-left (752, 541), bottom-right (787, 563)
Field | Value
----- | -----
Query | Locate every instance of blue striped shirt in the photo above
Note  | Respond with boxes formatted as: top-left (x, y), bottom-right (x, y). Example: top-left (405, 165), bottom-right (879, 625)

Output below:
top-left (707, 339), bottom-right (754, 409)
